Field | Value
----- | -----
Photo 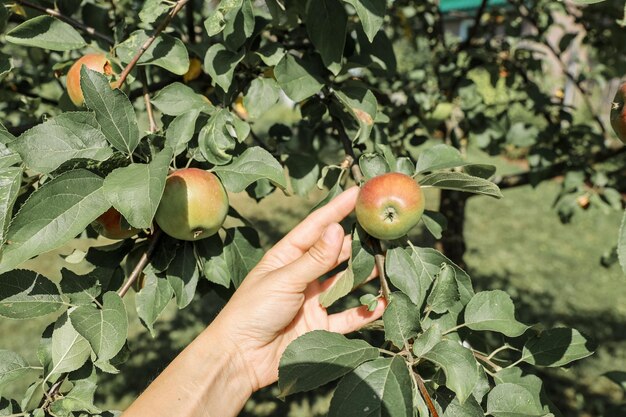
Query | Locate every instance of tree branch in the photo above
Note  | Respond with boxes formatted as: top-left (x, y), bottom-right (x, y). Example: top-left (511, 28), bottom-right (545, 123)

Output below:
top-left (414, 372), bottom-right (440, 417)
top-left (118, 229), bottom-right (162, 297)
top-left (139, 69), bottom-right (158, 134)
top-left (116, 0), bottom-right (190, 87)
top-left (16, 0), bottom-right (114, 45)
top-left (331, 115), bottom-right (364, 184)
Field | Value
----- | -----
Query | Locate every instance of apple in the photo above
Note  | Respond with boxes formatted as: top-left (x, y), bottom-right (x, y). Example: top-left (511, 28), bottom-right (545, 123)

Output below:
top-left (155, 168), bottom-right (229, 241)
top-left (355, 172), bottom-right (425, 240)
top-left (611, 82), bottom-right (626, 144)
top-left (92, 207), bottom-right (140, 240)
top-left (66, 53), bottom-right (113, 106)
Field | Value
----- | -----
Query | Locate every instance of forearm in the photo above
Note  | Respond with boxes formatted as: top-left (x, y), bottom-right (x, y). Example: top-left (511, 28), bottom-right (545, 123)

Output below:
top-left (121, 326), bottom-right (254, 417)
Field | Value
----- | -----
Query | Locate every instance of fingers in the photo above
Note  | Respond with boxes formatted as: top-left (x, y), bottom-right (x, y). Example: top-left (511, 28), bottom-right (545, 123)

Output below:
top-left (263, 187), bottom-right (359, 266)
top-left (319, 263), bottom-right (378, 293)
top-left (328, 298), bottom-right (387, 334)
top-left (274, 223), bottom-right (345, 291)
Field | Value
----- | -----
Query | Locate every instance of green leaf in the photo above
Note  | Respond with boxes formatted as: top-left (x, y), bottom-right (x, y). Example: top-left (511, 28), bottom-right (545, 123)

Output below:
top-left (604, 371), bottom-right (626, 393)
top-left (81, 67), bottom-right (139, 155)
top-left (50, 312), bottom-right (91, 376)
top-left (214, 146), bottom-right (286, 192)
top-left (116, 30), bottom-right (190, 75)
top-left (416, 144), bottom-right (465, 174)
top-left (351, 224), bottom-right (375, 285)
top-left (152, 82), bottom-right (213, 116)
top-left (103, 147), bottom-right (172, 229)
top-left (204, 44), bottom-right (245, 91)
top-left (274, 54), bottom-right (324, 102)
top-left (60, 268), bottom-right (114, 306)
top-left (166, 242), bottom-right (199, 309)
top-left (383, 292), bottom-right (420, 349)
top-left (426, 264), bottom-right (459, 314)
top-left (139, 0), bottom-right (172, 23)
top-left (136, 266), bottom-right (174, 336)
top-left (195, 234), bottom-right (230, 287)
top-left (223, 0), bottom-right (255, 51)
top-left (436, 389), bottom-right (484, 417)
top-left (328, 356), bottom-right (412, 417)
top-left (519, 328), bottom-right (595, 367)
top-left (70, 292), bottom-right (128, 362)
top-left (278, 330), bottom-right (379, 396)
top-left (421, 171), bottom-right (503, 198)
top-left (222, 227), bottom-right (263, 288)
top-left (305, 0), bottom-right (347, 74)
top-left (422, 210), bottom-right (447, 239)
top-left (0, 167), bottom-right (21, 245)
top-left (166, 110), bottom-right (201, 157)
top-left (464, 290), bottom-right (529, 337)
top-left (0, 170), bottom-right (109, 274)
top-left (0, 270), bottom-right (63, 319)
top-left (0, 350), bottom-right (35, 389)
top-left (0, 397), bottom-right (22, 415)
top-left (343, 0), bottom-right (386, 42)
top-left (204, 0), bottom-right (243, 36)
top-left (396, 157), bottom-right (415, 176)
top-left (244, 77), bottom-right (281, 119)
top-left (359, 152), bottom-right (389, 179)
top-left (385, 247), bottom-right (427, 307)
top-left (285, 154), bottom-right (320, 197)
top-left (494, 367), bottom-right (560, 416)
top-left (487, 383), bottom-right (547, 417)
top-left (618, 210), bottom-right (626, 275)
top-left (199, 109), bottom-right (237, 165)
top-left (0, 52), bottom-right (13, 77)
top-left (6, 16), bottom-right (86, 51)
top-left (412, 323), bottom-right (442, 357)
top-left (423, 340), bottom-right (478, 404)
top-left (50, 364), bottom-right (101, 415)
top-left (334, 86), bottom-right (377, 143)
top-left (319, 267), bottom-right (354, 308)
top-left (10, 112), bottom-right (113, 174)
top-left (360, 294), bottom-right (379, 311)
top-left (506, 122), bottom-right (538, 147)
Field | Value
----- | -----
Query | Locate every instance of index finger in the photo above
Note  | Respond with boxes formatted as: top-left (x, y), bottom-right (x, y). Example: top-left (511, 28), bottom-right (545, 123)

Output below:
top-left (261, 186), bottom-right (359, 267)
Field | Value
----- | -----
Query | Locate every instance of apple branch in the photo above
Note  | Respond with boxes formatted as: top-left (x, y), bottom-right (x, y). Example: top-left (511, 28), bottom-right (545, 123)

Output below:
top-left (139, 69), bottom-right (158, 133)
top-left (413, 371), bottom-right (440, 417)
top-left (116, 0), bottom-right (190, 87)
top-left (118, 229), bottom-right (162, 297)
top-left (16, 0), bottom-right (114, 45)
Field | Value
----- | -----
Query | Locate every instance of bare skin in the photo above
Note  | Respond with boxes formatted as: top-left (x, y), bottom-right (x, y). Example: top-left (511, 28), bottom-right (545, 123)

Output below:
top-left (121, 187), bottom-right (386, 417)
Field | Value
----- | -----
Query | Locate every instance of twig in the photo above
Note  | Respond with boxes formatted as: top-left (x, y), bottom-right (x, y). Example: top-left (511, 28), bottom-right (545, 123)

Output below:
top-left (139, 69), bottom-right (158, 133)
top-left (473, 350), bottom-right (503, 372)
top-left (116, 0), bottom-right (190, 87)
top-left (331, 115), bottom-right (364, 184)
top-left (16, 0), bottom-right (114, 44)
top-left (118, 229), bottom-right (162, 297)
top-left (414, 371), bottom-right (440, 417)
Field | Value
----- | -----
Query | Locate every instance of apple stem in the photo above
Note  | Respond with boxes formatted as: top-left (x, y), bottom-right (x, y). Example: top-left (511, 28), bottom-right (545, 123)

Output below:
top-left (16, 0), bottom-right (115, 45)
top-left (116, 0), bottom-right (190, 87)
top-left (118, 229), bottom-right (162, 298)
top-left (373, 241), bottom-right (391, 302)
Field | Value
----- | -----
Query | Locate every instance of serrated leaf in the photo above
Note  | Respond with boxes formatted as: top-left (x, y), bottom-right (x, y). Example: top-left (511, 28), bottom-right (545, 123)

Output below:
top-left (223, 0), bottom-right (254, 51)
top-left (0, 350), bottom-right (35, 389)
top-left (195, 234), bottom-right (230, 287)
top-left (152, 83), bottom-right (213, 116)
top-left (423, 340), bottom-right (478, 404)
top-left (244, 77), bottom-right (281, 119)
top-left (166, 242), bottom-right (199, 309)
top-left (166, 110), bottom-right (201, 157)
top-left (464, 290), bottom-right (529, 337)
top-left (359, 153), bottom-right (389, 179)
top-left (60, 268), bottom-right (114, 306)
top-left (199, 109), bottom-right (237, 165)
top-left (116, 30), bottom-right (189, 75)
top-left (103, 147), bottom-right (172, 229)
top-left (6, 16), bottom-right (86, 51)
top-left (343, 0), bottom-right (385, 42)
top-left (305, 0), bottom-right (347, 75)
top-left (10, 112), bottom-right (112, 174)
top-left (494, 367), bottom-right (560, 416)
top-left (328, 356), bottom-right (412, 417)
top-left (383, 292), bottom-right (420, 349)
top-left (385, 247), bottom-right (427, 307)
top-left (319, 267), bottom-right (354, 308)
top-left (139, 0), bottom-right (171, 23)
top-left (0, 270), bottom-right (63, 319)
top-left (421, 171), bottom-right (503, 198)
top-left (0, 170), bottom-right (109, 273)
top-left (286, 154), bottom-right (320, 197)
top-left (519, 328), bottom-right (595, 367)
top-left (136, 266), bottom-right (173, 336)
top-left (334, 86), bottom-right (377, 143)
top-left (70, 292), bottom-right (127, 362)
top-left (222, 227), bottom-right (263, 288)
top-left (422, 210), bottom-right (447, 239)
top-left (427, 264), bottom-right (459, 314)
top-left (436, 388), bottom-right (484, 417)
top-left (412, 323), bottom-right (442, 357)
top-left (278, 330), bottom-right (379, 396)
top-left (50, 312), bottom-right (91, 376)
top-left (274, 54), bottom-right (324, 102)
top-left (416, 144), bottom-right (465, 174)
top-left (204, 44), bottom-right (245, 91)
top-left (487, 383), bottom-right (546, 417)
top-left (0, 167), bottom-right (21, 245)
top-left (204, 0), bottom-right (243, 36)
top-left (81, 68), bottom-right (139, 155)
top-left (351, 224), bottom-right (375, 285)
top-left (50, 363), bottom-right (100, 415)
top-left (214, 146), bottom-right (286, 192)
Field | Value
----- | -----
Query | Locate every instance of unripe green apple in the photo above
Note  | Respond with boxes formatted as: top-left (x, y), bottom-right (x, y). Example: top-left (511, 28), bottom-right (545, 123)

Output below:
top-left (155, 168), bottom-right (229, 241)
top-left (611, 82), bottom-right (626, 144)
top-left (92, 207), bottom-right (140, 240)
top-left (355, 172), bottom-right (425, 240)
top-left (66, 53), bottom-right (113, 106)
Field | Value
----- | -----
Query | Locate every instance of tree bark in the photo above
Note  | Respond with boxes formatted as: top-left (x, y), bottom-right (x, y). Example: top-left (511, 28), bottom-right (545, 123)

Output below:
top-left (436, 190), bottom-right (468, 269)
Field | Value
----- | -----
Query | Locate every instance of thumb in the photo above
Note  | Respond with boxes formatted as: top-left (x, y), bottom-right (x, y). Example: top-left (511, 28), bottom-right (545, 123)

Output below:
top-left (275, 223), bottom-right (345, 291)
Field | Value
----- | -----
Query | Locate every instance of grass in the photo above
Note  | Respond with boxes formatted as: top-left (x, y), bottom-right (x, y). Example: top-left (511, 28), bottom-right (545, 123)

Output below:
top-left (0, 152), bottom-right (624, 416)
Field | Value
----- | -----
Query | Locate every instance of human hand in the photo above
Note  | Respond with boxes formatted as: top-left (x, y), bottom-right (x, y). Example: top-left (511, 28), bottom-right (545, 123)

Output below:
top-left (208, 186), bottom-right (386, 392)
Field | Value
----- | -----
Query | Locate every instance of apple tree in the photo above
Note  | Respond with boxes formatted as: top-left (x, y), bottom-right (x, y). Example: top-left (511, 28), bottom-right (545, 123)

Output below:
top-left (0, 0), bottom-right (610, 416)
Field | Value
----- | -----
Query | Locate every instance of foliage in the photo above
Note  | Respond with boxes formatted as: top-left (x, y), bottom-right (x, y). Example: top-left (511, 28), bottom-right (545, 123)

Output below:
top-left (0, 0), bottom-right (623, 416)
